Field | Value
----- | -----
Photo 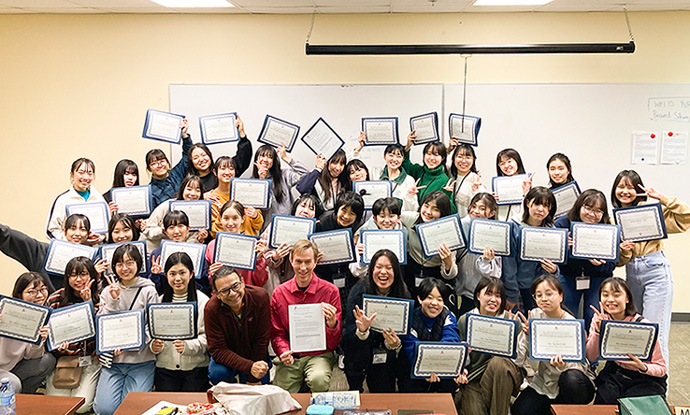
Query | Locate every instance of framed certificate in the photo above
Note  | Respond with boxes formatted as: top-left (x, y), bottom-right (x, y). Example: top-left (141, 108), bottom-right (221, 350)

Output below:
top-left (213, 232), bottom-right (259, 271)
top-left (415, 214), bottom-right (465, 258)
top-left (110, 185), bottom-right (153, 218)
top-left (570, 223), bottom-right (620, 262)
top-left (147, 302), bottom-right (198, 340)
top-left (361, 295), bottom-right (414, 335)
top-left (169, 200), bottom-right (213, 231)
top-left (47, 301), bottom-right (96, 351)
top-left (519, 227), bottom-right (568, 264)
top-left (142, 109), bottom-right (184, 144)
top-left (409, 112), bottom-right (439, 145)
top-left (599, 320), bottom-right (658, 361)
top-left (308, 229), bottom-right (355, 265)
top-left (96, 309), bottom-right (146, 354)
top-left (362, 117), bottom-right (399, 146)
top-left (412, 342), bottom-right (468, 379)
top-left (288, 303), bottom-right (327, 353)
top-left (199, 112), bottom-right (239, 145)
top-left (448, 113), bottom-right (481, 146)
top-left (0, 296), bottom-right (51, 345)
top-left (491, 174), bottom-right (528, 206)
top-left (466, 313), bottom-right (519, 359)
top-left (43, 239), bottom-right (98, 276)
top-left (257, 114), bottom-right (300, 152)
top-left (300, 117), bottom-right (345, 162)
top-left (613, 204), bottom-right (668, 242)
top-left (529, 318), bottom-right (586, 362)
top-left (160, 240), bottom-right (206, 278)
top-left (268, 215), bottom-right (317, 249)
top-left (467, 219), bottom-right (512, 256)
top-left (360, 229), bottom-right (407, 265)
top-left (65, 202), bottom-right (110, 234)
top-left (99, 241), bottom-right (147, 275)
top-left (552, 181), bottom-right (581, 219)
top-left (230, 178), bottom-right (272, 210)
top-left (352, 180), bottom-right (393, 210)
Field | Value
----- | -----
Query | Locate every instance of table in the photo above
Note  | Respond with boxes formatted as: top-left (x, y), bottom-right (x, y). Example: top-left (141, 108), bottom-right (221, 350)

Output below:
top-left (16, 394), bottom-right (84, 415)
top-left (551, 405), bottom-right (617, 415)
top-left (114, 392), bottom-right (458, 415)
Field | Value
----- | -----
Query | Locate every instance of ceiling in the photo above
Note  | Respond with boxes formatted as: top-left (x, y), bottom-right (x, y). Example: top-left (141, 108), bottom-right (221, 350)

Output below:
top-left (0, 0), bottom-right (687, 14)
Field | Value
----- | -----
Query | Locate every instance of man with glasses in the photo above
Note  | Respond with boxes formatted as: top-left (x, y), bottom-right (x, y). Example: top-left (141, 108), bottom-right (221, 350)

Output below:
top-left (204, 265), bottom-right (271, 385)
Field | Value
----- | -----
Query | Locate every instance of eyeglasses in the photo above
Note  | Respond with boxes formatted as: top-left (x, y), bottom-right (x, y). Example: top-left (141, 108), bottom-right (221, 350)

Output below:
top-left (149, 159), bottom-right (167, 167)
top-left (455, 154), bottom-right (474, 161)
top-left (69, 271), bottom-right (91, 279)
top-left (115, 260), bottom-right (138, 269)
top-left (25, 287), bottom-right (49, 297)
top-left (217, 281), bottom-right (243, 297)
top-left (582, 205), bottom-right (604, 218)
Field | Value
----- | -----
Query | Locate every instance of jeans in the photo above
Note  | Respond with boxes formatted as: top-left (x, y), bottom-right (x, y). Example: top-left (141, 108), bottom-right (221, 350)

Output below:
top-left (93, 361), bottom-right (155, 415)
top-left (208, 358), bottom-right (269, 385)
top-left (558, 274), bottom-right (607, 330)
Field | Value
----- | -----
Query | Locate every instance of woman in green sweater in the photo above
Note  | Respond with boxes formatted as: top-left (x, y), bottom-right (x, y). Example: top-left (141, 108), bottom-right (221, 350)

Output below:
top-left (403, 131), bottom-right (456, 213)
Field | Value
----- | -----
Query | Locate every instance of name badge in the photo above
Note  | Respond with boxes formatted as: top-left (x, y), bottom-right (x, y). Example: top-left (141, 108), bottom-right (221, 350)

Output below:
top-left (415, 277), bottom-right (424, 287)
top-left (79, 356), bottom-right (92, 367)
top-left (333, 274), bottom-right (346, 288)
top-left (576, 276), bottom-right (590, 291)
top-left (372, 348), bottom-right (387, 364)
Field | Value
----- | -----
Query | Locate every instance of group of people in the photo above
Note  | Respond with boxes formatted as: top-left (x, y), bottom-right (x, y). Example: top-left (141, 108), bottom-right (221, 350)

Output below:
top-left (1, 115), bottom-right (687, 415)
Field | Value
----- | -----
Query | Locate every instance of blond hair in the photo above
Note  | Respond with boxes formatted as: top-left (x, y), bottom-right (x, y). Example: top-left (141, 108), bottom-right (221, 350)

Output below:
top-left (290, 239), bottom-right (319, 261)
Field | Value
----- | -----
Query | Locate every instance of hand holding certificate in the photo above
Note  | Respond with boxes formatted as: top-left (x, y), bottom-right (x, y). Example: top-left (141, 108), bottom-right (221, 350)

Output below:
top-left (448, 113), bottom-right (481, 146)
top-left (412, 342), bottom-right (468, 378)
top-left (301, 118), bottom-right (345, 161)
top-left (147, 303), bottom-right (198, 340)
top-left (362, 117), bottom-right (399, 146)
top-left (352, 181), bottom-right (393, 210)
top-left (552, 182), bottom-right (581, 218)
top-left (360, 229), bottom-right (407, 265)
top-left (409, 112), bottom-right (439, 145)
top-left (570, 223), bottom-right (620, 262)
top-left (529, 318), bottom-right (586, 362)
top-left (361, 295), bottom-right (414, 334)
top-left (415, 214), bottom-right (465, 257)
top-left (492, 174), bottom-right (528, 205)
top-left (269, 215), bottom-right (316, 249)
top-left (519, 227), bottom-right (568, 264)
top-left (257, 115), bottom-right (300, 152)
top-left (466, 313), bottom-right (519, 358)
top-left (213, 232), bottom-right (259, 271)
top-left (467, 219), bottom-right (512, 256)
top-left (142, 109), bottom-right (184, 144)
top-left (199, 112), bottom-right (239, 145)
top-left (308, 229), bottom-right (355, 265)
top-left (0, 296), bottom-right (51, 344)
top-left (47, 301), bottom-right (96, 351)
top-left (613, 204), bottom-right (668, 242)
top-left (96, 309), bottom-right (146, 354)
top-left (230, 178), bottom-right (272, 209)
top-left (288, 304), bottom-right (327, 353)
top-left (110, 185), bottom-right (153, 218)
top-left (599, 320), bottom-right (658, 361)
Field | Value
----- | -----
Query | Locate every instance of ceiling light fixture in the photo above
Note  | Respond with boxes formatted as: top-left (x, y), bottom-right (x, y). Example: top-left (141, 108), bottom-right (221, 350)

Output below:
top-left (150, 0), bottom-right (234, 7)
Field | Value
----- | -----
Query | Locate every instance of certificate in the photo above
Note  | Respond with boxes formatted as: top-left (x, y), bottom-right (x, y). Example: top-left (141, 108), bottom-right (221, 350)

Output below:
top-left (213, 232), bottom-right (258, 271)
top-left (288, 303), bottom-right (327, 353)
top-left (362, 117), bottom-right (399, 146)
top-left (409, 112), bottom-right (439, 145)
top-left (529, 318), bottom-right (586, 362)
top-left (361, 295), bottom-right (414, 335)
top-left (467, 219), bottom-right (512, 256)
top-left (142, 109), bottom-right (184, 144)
top-left (412, 342), bottom-right (468, 379)
top-left (360, 229), bottom-right (407, 265)
top-left (0, 296), bottom-right (51, 344)
top-left (99, 241), bottom-right (148, 275)
top-left (257, 114), bottom-right (300, 152)
top-left (160, 241), bottom-right (206, 278)
top-left (613, 204), bottom-right (668, 242)
top-left (43, 239), bottom-right (98, 276)
top-left (47, 301), bottom-right (96, 351)
top-left (65, 202), bottom-right (110, 234)
top-left (491, 174), bottom-right (528, 206)
top-left (570, 223), bottom-right (620, 262)
top-left (599, 320), bottom-right (658, 361)
top-left (308, 229), bottom-right (355, 265)
top-left (230, 178), bottom-right (272, 209)
top-left (147, 302), bottom-right (198, 340)
top-left (466, 313), bottom-right (519, 358)
top-left (448, 113), bottom-right (481, 146)
top-left (415, 214), bottom-right (465, 258)
top-left (199, 112), bottom-right (239, 145)
top-left (110, 185), bottom-right (153, 218)
top-left (300, 118), bottom-right (345, 161)
top-left (552, 181), bottom-right (581, 218)
top-left (352, 180), bottom-right (393, 210)
top-left (169, 200), bottom-right (212, 231)
top-left (519, 227), bottom-right (568, 264)
top-left (96, 309), bottom-right (146, 354)
top-left (269, 215), bottom-right (317, 249)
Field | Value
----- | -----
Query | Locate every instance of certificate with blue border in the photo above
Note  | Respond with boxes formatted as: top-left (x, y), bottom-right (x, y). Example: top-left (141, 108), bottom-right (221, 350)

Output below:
top-left (160, 240), bottom-right (206, 278)
top-left (467, 219), bottom-right (512, 256)
top-left (449, 113), bottom-right (481, 146)
top-left (213, 232), bottom-right (259, 271)
top-left (570, 223), bottom-right (620, 262)
top-left (360, 229), bottom-right (407, 265)
top-left (169, 200), bottom-right (213, 231)
top-left (230, 178), bottom-right (272, 210)
top-left (142, 109), bottom-right (184, 144)
top-left (0, 296), bottom-right (51, 345)
top-left (353, 180), bottom-right (393, 210)
top-left (492, 174), bottom-right (527, 206)
top-left (110, 185), bottom-right (153, 218)
top-left (416, 214), bottom-right (465, 258)
top-left (529, 318), bottom-right (586, 362)
top-left (65, 202), bottom-right (110, 234)
top-left (409, 112), bottom-right (439, 145)
top-left (47, 301), bottom-right (95, 351)
top-left (300, 117), bottom-right (345, 162)
top-left (466, 313), bottom-right (519, 359)
top-left (199, 112), bottom-right (239, 145)
top-left (308, 229), bottom-right (355, 265)
top-left (269, 215), bottom-right (317, 249)
top-left (99, 241), bottom-right (148, 276)
top-left (519, 226), bottom-right (568, 264)
top-left (257, 114), bottom-right (300, 152)
top-left (362, 117), bottom-right (399, 146)
top-left (96, 309), bottom-right (146, 354)
top-left (613, 203), bottom-right (668, 242)
top-left (147, 302), bottom-right (198, 340)
top-left (412, 342), bottom-right (468, 379)
top-left (361, 295), bottom-right (414, 335)
top-left (552, 181), bottom-right (581, 219)
top-left (43, 239), bottom-right (98, 276)
top-left (599, 320), bottom-right (658, 361)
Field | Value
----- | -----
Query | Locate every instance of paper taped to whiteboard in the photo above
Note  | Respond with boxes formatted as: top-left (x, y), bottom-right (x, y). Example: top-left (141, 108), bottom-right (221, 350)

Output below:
top-left (660, 131), bottom-right (688, 165)
top-left (631, 131), bottom-right (658, 165)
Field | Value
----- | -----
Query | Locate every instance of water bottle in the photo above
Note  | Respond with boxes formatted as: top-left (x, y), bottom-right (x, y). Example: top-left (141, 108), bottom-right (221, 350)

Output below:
top-left (0, 378), bottom-right (16, 415)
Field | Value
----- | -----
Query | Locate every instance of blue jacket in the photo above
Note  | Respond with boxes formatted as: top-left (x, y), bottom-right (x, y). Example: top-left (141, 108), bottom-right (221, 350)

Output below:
top-left (150, 136), bottom-right (193, 209)
top-left (553, 216), bottom-right (616, 279)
